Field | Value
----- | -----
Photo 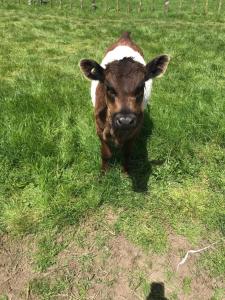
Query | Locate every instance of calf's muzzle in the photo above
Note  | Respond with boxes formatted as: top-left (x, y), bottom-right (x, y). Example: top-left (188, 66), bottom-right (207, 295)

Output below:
top-left (113, 112), bottom-right (137, 129)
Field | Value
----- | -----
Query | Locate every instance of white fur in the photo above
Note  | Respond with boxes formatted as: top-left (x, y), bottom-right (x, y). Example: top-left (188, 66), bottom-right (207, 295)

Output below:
top-left (91, 45), bottom-right (152, 108)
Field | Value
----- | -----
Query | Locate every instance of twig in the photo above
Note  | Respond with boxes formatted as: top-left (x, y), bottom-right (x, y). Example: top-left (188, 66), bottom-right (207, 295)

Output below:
top-left (26, 283), bottom-right (31, 300)
top-left (176, 238), bottom-right (224, 271)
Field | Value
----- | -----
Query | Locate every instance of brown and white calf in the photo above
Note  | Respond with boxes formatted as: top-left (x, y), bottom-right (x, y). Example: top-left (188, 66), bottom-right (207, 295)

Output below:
top-left (80, 32), bottom-right (170, 172)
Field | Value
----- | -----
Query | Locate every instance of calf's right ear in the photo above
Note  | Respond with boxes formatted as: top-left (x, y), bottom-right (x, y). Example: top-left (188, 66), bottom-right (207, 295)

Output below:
top-left (145, 55), bottom-right (170, 81)
top-left (79, 59), bottom-right (105, 81)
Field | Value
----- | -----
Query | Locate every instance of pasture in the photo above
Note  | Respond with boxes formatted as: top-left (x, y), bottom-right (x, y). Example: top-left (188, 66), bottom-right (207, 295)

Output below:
top-left (0, 1), bottom-right (225, 299)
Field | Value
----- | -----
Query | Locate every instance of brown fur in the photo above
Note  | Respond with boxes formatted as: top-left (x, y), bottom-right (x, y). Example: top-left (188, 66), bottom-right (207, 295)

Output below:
top-left (95, 57), bottom-right (145, 171)
top-left (80, 32), bottom-right (170, 172)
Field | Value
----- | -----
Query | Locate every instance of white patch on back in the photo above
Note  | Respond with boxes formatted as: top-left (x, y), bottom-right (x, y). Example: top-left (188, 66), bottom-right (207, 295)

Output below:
top-left (91, 45), bottom-right (152, 108)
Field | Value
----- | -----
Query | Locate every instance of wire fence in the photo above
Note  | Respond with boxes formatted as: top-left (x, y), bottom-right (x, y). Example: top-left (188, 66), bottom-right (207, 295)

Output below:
top-left (1, 0), bottom-right (225, 16)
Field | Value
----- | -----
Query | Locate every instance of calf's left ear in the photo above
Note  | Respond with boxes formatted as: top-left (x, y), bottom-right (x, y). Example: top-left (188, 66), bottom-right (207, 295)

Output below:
top-left (145, 55), bottom-right (170, 81)
top-left (79, 59), bottom-right (105, 81)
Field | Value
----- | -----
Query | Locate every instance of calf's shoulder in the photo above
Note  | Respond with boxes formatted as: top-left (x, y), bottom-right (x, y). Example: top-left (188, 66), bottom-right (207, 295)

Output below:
top-left (94, 82), bottom-right (108, 138)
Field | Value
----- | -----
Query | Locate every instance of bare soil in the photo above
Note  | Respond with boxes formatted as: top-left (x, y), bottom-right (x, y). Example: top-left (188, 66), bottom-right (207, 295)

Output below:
top-left (0, 235), bottom-right (36, 300)
top-left (0, 210), bottom-right (223, 300)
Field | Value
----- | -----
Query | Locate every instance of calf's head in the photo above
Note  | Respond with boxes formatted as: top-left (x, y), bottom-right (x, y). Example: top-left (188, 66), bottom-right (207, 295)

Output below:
top-left (80, 55), bottom-right (170, 130)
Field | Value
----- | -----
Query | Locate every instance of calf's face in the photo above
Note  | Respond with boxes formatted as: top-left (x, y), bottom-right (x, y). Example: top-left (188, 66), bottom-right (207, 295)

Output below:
top-left (104, 58), bottom-right (145, 130)
top-left (80, 55), bottom-right (170, 131)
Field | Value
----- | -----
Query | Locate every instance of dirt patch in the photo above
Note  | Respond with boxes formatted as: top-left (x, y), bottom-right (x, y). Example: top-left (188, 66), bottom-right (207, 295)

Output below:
top-left (39, 210), bottom-right (221, 300)
top-left (85, 233), bottom-right (218, 300)
top-left (0, 234), bottom-right (36, 300)
top-left (166, 233), bottom-right (214, 300)
top-left (0, 209), bottom-right (223, 300)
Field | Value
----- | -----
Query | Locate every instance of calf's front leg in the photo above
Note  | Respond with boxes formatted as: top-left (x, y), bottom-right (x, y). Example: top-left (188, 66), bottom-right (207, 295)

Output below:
top-left (100, 139), bottom-right (112, 172)
top-left (122, 139), bottom-right (134, 173)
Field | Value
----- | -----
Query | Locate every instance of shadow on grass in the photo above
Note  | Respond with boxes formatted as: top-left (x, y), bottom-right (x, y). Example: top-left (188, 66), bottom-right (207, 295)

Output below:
top-left (128, 111), bottom-right (154, 193)
top-left (146, 282), bottom-right (168, 300)
top-left (108, 111), bottom-right (164, 193)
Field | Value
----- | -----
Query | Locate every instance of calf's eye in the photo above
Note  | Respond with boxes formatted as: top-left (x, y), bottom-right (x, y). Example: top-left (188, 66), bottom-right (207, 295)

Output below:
top-left (106, 85), bottom-right (117, 101)
top-left (135, 84), bottom-right (144, 102)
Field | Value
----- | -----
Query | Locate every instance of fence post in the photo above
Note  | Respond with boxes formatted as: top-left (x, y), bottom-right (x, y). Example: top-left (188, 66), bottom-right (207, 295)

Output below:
top-left (80, 0), bottom-right (83, 9)
top-left (105, 0), bottom-right (108, 12)
top-left (204, 0), bottom-right (208, 15)
top-left (92, 0), bottom-right (96, 10)
top-left (218, 0), bottom-right (222, 14)
top-left (192, 0), bottom-right (196, 13)
top-left (127, 0), bottom-right (131, 13)
top-left (179, 0), bottom-right (182, 11)
top-left (116, 0), bottom-right (119, 12)
top-left (138, 1), bottom-right (142, 13)
top-left (164, 0), bottom-right (169, 14)
top-left (151, 0), bottom-right (155, 11)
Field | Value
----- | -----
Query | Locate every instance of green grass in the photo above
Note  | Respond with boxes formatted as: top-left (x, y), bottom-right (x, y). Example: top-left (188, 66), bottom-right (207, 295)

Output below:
top-left (0, 2), bottom-right (225, 299)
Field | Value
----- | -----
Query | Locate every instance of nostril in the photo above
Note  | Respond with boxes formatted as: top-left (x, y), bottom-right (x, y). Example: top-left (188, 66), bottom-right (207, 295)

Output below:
top-left (118, 117), bottom-right (126, 125)
top-left (127, 116), bottom-right (136, 126)
top-left (126, 117), bottom-right (135, 125)
top-left (116, 118), bottom-right (122, 126)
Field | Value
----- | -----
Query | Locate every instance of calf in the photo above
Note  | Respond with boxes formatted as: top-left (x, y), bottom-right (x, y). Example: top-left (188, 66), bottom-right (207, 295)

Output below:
top-left (80, 32), bottom-right (170, 172)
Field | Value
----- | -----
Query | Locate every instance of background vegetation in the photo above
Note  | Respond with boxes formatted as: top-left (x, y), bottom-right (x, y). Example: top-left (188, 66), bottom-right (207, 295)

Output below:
top-left (0, 1), bottom-right (224, 299)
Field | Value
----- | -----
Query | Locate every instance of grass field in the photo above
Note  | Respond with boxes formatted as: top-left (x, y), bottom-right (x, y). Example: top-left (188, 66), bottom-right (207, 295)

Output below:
top-left (0, 2), bottom-right (225, 299)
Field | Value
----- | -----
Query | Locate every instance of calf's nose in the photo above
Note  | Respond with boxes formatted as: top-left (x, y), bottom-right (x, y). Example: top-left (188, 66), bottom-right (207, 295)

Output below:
top-left (115, 113), bottom-right (137, 128)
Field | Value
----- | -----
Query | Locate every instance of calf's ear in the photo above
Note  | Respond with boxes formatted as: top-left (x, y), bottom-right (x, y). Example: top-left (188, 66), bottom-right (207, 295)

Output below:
top-left (79, 59), bottom-right (105, 81)
top-left (145, 55), bottom-right (170, 81)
